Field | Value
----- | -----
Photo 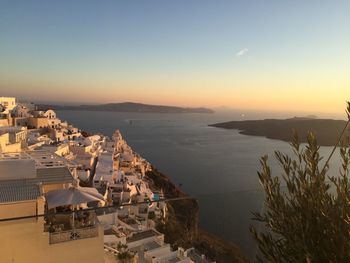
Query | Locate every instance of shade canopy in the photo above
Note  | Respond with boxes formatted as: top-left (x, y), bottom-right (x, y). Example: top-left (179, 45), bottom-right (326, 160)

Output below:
top-left (45, 186), bottom-right (105, 209)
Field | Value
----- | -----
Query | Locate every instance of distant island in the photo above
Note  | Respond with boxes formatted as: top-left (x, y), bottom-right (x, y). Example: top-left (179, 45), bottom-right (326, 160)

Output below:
top-left (209, 117), bottom-right (350, 146)
top-left (37, 102), bottom-right (214, 114)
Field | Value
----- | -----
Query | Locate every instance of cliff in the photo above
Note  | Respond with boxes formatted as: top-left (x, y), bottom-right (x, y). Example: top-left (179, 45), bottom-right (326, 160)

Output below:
top-left (145, 168), bottom-right (249, 263)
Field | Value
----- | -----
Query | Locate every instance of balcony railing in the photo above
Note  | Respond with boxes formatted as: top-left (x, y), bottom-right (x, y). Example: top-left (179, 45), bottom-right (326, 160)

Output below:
top-left (49, 225), bottom-right (99, 244)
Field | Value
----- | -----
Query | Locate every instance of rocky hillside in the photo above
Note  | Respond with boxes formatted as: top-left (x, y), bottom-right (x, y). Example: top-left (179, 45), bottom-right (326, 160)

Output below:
top-left (210, 117), bottom-right (349, 146)
top-left (145, 168), bottom-right (249, 263)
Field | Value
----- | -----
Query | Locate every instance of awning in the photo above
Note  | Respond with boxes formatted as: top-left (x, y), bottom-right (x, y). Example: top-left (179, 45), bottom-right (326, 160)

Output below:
top-left (45, 186), bottom-right (104, 209)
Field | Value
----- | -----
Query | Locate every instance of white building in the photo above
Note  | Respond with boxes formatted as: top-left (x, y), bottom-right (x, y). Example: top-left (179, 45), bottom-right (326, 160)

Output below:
top-left (0, 97), bottom-right (16, 113)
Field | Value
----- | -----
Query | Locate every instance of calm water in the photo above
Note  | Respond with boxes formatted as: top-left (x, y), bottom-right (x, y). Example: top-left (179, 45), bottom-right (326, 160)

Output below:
top-left (57, 110), bottom-right (342, 257)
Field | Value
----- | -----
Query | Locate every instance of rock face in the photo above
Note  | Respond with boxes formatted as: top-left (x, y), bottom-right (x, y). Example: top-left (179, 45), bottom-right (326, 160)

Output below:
top-left (37, 102), bottom-right (214, 114)
top-left (145, 168), bottom-right (199, 248)
top-left (145, 168), bottom-right (249, 263)
top-left (210, 118), bottom-right (350, 146)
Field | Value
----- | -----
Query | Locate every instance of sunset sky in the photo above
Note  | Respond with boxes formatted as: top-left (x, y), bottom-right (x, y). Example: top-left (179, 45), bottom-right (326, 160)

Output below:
top-left (0, 0), bottom-right (349, 113)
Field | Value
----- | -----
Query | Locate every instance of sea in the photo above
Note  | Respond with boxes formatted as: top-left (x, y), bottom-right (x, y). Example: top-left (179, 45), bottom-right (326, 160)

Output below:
top-left (57, 109), bottom-right (344, 257)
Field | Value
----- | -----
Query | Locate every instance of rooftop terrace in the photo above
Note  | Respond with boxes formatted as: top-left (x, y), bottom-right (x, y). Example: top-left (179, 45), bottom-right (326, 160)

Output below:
top-left (127, 229), bottom-right (160, 243)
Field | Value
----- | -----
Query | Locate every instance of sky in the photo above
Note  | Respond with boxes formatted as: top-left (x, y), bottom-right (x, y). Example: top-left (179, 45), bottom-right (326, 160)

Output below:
top-left (0, 0), bottom-right (349, 114)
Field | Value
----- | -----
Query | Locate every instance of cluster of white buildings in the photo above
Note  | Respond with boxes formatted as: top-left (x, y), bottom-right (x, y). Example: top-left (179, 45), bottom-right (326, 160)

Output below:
top-left (0, 97), bottom-right (212, 263)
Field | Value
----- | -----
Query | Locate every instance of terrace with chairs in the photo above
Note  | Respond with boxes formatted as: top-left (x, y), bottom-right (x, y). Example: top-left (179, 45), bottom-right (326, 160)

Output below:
top-left (44, 207), bottom-right (99, 244)
top-left (44, 185), bottom-right (105, 244)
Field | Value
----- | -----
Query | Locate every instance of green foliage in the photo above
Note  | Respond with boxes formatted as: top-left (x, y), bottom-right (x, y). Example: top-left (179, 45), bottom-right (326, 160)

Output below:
top-left (156, 199), bottom-right (197, 250)
top-left (250, 130), bottom-right (350, 263)
top-left (116, 242), bottom-right (128, 250)
top-left (116, 242), bottom-right (133, 262)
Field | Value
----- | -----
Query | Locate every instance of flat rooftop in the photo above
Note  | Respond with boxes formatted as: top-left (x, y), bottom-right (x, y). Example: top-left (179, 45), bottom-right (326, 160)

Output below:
top-left (0, 151), bottom-right (68, 168)
top-left (26, 150), bottom-right (68, 168)
top-left (187, 249), bottom-right (212, 263)
top-left (143, 240), bottom-right (161, 251)
top-left (94, 152), bottom-right (113, 181)
top-left (127, 229), bottom-right (160, 243)
top-left (0, 151), bottom-right (73, 184)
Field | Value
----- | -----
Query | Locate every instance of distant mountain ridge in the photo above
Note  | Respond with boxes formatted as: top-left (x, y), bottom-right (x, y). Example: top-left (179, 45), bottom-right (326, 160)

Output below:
top-left (37, 102), bottom-right (214, 114)
top-left (209, 117), bottom-right (349, 146)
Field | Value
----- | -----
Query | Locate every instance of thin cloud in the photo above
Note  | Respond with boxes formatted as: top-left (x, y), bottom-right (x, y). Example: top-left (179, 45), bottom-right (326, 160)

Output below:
top-left (236, 48), bottom-right (249, 57)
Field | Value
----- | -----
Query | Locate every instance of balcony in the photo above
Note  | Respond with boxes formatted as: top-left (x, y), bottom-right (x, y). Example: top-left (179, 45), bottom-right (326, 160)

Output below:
top-left (49, 225), bottom-right (98, 244)
top-left (45, 210), bottom-right (99, 245)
